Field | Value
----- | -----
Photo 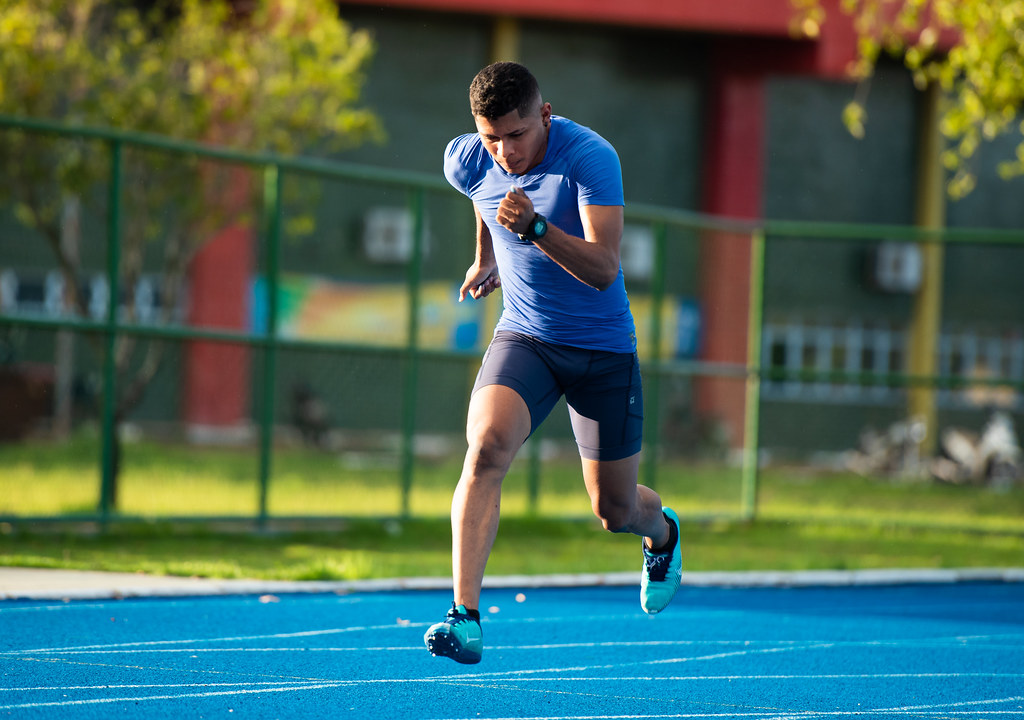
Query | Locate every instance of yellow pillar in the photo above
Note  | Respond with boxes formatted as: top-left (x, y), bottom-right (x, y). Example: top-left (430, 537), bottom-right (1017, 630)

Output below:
top-left (491, 16), bottom-right (521, 62)
top-left (907, 81), bottom-right (946, 455)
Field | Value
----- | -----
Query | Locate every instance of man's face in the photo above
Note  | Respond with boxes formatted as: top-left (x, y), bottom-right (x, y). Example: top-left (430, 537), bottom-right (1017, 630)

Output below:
top-left (473, 102), bottom-right (551, 175)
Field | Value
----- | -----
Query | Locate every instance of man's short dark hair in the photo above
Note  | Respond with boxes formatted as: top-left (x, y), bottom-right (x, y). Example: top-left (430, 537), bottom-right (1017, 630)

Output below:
top-left (469, 62), bottom-right (541, 120)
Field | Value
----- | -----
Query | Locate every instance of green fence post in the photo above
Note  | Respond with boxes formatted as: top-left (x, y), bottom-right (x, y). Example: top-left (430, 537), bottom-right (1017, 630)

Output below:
top-left (99, 140), bottom-right (123, 521)
top-left (526, 425), bottom-right (542, 514)
top-left (257, 164), bottom-right (283, 525)
top-left (642, 222), bottom-right (668, 492)
top-left (740, 228), bottom-right (766, 520)
top-left (400, 188), bottom-right (425, 516)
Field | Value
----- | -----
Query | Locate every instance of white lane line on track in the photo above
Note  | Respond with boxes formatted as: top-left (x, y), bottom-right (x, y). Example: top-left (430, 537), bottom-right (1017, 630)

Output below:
top-left (13, 635), bottom-right (1017, 669)
top-left (8, 671), bottom-right (1024, 696)
top-left (433, 712), bottom-right (1024, 720)
top-left (9, 633), bottom-right (1020, 658)
top-left (440, 673), bottom-right (1024, 683)
top-left (6, 672), bottom-right (1023, 694)
top-left (423, 642), bottom-right (842, 681)
top-left (5, 647), bottom-right (424, 655)
top-left (5, 682), bottom-right (1022, 714)
top-left (0, 613), bottom-right (651, 655)
top-left (0, 682), bottom-right (357, 711)
top-left (0, 681), bottom-right (323, 692)
top-left (6, 654), bottom-right (352, 688)
top-left (432, 713), bottom-right (1024, 720)
top-left (870, 696), bottom-right (1024, 713)
top-left (3, 641), bottom-right (837, 666)
top-left (1, 623), bottom-right (429, 655)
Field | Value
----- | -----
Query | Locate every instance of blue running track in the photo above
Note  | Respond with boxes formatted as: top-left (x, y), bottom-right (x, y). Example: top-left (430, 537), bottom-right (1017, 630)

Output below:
top-left (2, 582), bottom-right (1023, 719)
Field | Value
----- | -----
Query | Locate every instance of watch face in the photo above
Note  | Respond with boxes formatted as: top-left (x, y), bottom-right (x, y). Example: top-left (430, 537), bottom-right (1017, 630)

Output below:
top-left (533, 218), bottom-right (546, 236)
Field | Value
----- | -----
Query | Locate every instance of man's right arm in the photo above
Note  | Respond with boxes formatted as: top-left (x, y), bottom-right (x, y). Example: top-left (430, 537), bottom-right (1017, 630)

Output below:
top-left (459, 205), bottom-right (501, 302)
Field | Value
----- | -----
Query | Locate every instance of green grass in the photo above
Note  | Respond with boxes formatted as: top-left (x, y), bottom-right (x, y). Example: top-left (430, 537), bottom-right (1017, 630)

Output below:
top-left (2, 518), bottom-right (1022, 581)
top-left (1, 436), bottom-right (1022, 580)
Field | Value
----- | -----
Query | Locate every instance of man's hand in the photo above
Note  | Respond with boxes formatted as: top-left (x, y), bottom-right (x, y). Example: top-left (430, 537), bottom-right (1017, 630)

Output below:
top-left (459, 263), bottom-right (501, 302)
top-left (496, 185), bottom-right (535, 235)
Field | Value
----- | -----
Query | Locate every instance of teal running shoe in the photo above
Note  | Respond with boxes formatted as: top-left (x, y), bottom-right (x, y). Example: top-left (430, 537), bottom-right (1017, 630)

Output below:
top-left (424, 603), bottom-right (483, 664)
top-left (640, 507), bottom-right (682, 614)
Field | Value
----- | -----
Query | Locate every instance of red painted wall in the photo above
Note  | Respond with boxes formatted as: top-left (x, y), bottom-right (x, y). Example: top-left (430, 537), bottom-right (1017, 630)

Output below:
top-left (696, 40), bottom-right (765, 448)
top-left (693, 27), bottom-right (855, 445)
top-left (184, 225), bottom-right (252, 433)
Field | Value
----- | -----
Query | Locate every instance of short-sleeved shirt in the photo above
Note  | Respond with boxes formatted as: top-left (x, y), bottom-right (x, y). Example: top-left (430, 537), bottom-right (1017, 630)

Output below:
top-left (444, 115), bottom-right (637, 353)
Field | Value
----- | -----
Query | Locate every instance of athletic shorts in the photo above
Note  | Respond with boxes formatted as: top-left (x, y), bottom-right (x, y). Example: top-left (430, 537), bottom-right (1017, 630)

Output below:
top-left (473, 331), bottom-right (643, 461)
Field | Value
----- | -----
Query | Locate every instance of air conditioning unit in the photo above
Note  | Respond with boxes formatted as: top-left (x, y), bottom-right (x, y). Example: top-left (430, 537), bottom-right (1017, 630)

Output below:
top-left (363, 207), bottom-right (417, 264)
top-left (620, 224), bottom-right (654, 280)
top-left (869, 242), bottom-right (923, 294)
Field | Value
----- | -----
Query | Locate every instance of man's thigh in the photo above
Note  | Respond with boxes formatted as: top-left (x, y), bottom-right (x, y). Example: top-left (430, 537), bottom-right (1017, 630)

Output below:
top-left (473, 332), bottom-right (563, 435)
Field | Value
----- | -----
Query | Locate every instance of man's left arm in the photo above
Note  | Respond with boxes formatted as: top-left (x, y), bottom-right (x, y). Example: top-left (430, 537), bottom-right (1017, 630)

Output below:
top-left (498, 188), bottom-right (623, 291)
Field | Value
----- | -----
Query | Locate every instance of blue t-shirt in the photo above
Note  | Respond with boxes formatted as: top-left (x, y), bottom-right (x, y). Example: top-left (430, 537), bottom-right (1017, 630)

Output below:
top-left (444, 116), bottom-right (637, 353)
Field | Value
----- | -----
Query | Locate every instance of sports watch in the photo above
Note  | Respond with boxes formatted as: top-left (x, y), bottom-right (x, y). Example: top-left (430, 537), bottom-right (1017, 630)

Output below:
top-left (519, 213), bottom-right (548, 243)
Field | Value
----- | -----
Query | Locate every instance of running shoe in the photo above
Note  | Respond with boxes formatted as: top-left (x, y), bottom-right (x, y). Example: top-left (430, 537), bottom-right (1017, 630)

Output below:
top-left (424, 603), bottom-right (483, 664)
top-left (640, 507), bottom-right (682, 614)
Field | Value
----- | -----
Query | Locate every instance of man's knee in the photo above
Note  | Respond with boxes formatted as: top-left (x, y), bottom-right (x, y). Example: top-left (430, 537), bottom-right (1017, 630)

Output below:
top-left (465, 425), bottom-right (520, 476)
top-left (583, 454), bottom-right (642, 534)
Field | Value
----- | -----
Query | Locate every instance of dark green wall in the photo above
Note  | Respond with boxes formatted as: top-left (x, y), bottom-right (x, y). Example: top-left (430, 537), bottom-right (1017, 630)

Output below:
top-left (943, 131), bottom-right (1024, 329)
top-left (762, 57), bottom-right (1024, 328)
top-left (520, 24), bottom-right (706, 209)
top-left (765, 59), bottom-right (919, 225)
top-left (762, 59), bottom-right (918, 326)
top-left (337, 9), bottom-right (706, 208)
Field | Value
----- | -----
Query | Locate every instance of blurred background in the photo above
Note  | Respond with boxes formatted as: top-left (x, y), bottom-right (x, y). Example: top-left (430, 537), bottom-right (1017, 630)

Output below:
top-left (1, 0), bottom-right (1022, 549)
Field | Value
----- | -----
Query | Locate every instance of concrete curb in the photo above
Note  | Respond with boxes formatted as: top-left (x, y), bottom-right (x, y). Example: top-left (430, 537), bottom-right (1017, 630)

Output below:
top-left (2, 566), bottom-right (1022, 602)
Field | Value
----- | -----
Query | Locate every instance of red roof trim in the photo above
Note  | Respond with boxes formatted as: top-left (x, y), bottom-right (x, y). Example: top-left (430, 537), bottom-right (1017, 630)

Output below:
top-left (336, 0), bottom-right (801, 37)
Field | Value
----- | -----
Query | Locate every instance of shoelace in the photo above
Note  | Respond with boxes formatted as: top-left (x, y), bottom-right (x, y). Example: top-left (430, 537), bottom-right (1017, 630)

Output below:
top-left (447, 607), bottom-right (478, 627)
top-left (644, 547), bottom-right (672, 582)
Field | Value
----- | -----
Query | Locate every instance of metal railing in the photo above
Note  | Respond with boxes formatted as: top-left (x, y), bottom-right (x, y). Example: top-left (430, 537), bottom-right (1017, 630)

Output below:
top-left (2, 114), bottom-right (1024, 525)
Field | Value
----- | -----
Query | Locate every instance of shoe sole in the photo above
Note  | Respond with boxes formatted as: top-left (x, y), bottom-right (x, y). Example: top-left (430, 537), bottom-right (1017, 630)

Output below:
top-left (425, 629), bottom-right (482, 664)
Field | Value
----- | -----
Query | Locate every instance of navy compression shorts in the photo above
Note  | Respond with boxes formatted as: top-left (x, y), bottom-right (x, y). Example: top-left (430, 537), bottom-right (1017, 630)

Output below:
top-left (472, 331), bottom-right (643, 461)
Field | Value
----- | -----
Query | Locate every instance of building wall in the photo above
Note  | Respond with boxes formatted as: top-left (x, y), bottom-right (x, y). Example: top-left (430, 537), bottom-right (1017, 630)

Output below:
top-left (336, 9), bottom-right (707, 209)
top-left (3, 3), bottom-right (1022, 454)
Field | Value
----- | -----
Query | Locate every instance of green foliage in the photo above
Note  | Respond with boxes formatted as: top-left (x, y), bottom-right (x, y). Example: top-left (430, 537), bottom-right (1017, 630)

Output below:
top-left (0, 0), bottom-right (381, 265)
top-left (0, 0), bottom-right (380, 150)
top-left (0, 0), bottom-right (382, 449)
top-left (793, 0), bottom-right (1024, 197)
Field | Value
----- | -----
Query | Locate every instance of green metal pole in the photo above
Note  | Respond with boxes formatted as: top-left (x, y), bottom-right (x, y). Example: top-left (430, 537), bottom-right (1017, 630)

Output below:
top-left (642, 222), bottom-right (668, 492)
top-left (400, 188), bottom-right (425, 516)
top-left (740, 228), bottom-right (766, 520)
top-left (257, 165), bottom-right (283, 525)
top-left (99, 140), bottom-right (123, 520)
top-left (527, 425), bottom-right (542, 514)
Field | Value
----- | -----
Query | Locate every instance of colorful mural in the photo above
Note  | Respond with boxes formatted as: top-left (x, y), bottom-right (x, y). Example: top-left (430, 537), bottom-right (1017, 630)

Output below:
top-left (252, 274), bottom-right (699, 360)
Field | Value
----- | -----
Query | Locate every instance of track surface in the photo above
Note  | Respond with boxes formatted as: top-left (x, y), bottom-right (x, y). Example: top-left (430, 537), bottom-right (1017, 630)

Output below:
top-left (2, 582), bottom-right (1023, 719)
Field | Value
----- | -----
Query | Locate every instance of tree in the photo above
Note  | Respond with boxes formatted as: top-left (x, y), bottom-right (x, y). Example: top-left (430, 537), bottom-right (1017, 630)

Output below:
top-left (793, 0), bottom-right (1024, 197)
top-left (0, 0), bottom-right (381, 505)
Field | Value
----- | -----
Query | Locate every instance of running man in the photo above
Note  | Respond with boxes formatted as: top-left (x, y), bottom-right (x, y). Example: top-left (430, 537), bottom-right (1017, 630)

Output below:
top-left (424, 62), bottom-right (682, 664)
